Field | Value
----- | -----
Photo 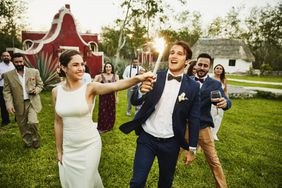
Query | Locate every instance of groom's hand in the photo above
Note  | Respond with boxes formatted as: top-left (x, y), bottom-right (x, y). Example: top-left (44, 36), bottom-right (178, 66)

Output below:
top-left (184, 150), bottom-right (195, 166)
top-left (140, 77), bottom-right (156, 94)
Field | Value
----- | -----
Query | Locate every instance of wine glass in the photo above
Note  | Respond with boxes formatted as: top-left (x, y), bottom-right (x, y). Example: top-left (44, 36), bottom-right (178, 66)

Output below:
top-left (210, 90), bottom-right (222, 105)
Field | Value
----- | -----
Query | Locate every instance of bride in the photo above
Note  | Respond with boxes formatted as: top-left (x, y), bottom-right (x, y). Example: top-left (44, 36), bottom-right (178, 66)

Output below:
top-left (52, 50), bottom-right (154, 188)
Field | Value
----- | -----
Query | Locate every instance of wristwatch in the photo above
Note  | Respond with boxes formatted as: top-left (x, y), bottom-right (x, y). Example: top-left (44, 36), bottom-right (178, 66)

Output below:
top-left (189, 148), bottom-right (197, 155)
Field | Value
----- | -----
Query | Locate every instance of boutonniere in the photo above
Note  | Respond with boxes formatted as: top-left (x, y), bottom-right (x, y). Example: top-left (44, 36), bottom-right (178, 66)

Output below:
top-left (178, 92), bottom-right (188, 102)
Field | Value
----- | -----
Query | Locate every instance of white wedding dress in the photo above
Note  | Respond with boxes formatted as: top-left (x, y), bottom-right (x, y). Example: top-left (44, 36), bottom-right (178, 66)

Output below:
top-left (55, 84), bottom-right (104, 188)
top-left (211, 82), bottom-right (225, 141)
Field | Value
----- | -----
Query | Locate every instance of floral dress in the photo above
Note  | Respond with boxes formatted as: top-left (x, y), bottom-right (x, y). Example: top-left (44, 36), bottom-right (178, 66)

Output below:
top-left (97, 74), bottom-right (116, 133)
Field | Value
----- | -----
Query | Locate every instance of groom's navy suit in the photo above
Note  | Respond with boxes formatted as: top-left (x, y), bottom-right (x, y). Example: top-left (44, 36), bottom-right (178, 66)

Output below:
top-left (120, 70), bottom-right (200, 148)
top-left (120, 70), bottom-right (200, 188)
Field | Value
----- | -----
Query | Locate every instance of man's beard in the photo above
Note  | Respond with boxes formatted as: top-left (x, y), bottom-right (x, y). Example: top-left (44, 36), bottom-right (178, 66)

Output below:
top-left (3, 59), bottom-right (10, 64)
top-left (15, 65), bottom-right (24, 71)
top-left (197, 70), bottom-right (208, 77)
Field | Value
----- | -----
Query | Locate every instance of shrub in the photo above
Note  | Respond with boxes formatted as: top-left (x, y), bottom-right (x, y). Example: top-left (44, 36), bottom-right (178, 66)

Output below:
top-left (25, 52), bottom-right (60, 90)
top-left (260, 63), bottom-right (272, 75)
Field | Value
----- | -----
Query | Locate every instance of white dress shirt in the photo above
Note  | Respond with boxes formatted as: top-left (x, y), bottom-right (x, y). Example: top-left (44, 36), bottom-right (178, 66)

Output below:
top-left (16, 67), bottom-right (29, 100)
top-left (195, 75), bottom-right (208, 88)
top-left (122, 65), bottom-right (143, 79)
top-left (142, 71), bottom-right (182, 138)
top-left (0, 61), bottom-right (15, 86)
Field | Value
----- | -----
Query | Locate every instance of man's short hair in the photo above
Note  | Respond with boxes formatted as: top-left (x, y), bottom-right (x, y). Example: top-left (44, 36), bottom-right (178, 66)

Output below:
top-left (12, 53), bottom-right (24, 60)
top-left (172, 41), bottom-right (192, 60)
top-left (197, 53), bottom-right (212, 62)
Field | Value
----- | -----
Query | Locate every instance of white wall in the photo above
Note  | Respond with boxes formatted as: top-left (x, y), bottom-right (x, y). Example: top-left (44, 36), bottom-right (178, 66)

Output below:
top-left (212, 58), bottom-right (252, 73)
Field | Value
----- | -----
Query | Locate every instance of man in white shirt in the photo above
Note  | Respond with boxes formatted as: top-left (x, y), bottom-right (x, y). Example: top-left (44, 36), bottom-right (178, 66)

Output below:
top-left (122, 57), bottom-right (143, 116)
top-left (120, 41), bottom-right (200, 188)
top-left (0, 51), bottom-right (15, 126)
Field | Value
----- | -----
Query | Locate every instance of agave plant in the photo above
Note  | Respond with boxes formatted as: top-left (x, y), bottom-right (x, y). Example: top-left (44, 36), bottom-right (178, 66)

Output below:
top-left (25, 52), bottom-right (59, 89)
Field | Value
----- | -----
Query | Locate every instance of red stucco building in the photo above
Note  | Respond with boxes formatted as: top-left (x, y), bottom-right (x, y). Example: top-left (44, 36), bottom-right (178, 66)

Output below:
top-left (8, 4), bottom-right (103, 78)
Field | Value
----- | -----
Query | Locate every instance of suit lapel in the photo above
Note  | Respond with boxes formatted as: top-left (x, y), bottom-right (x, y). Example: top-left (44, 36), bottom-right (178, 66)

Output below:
top-left (201, 76), bottom-right (211, 91)
top-left (25, 68), bottom-right (31, 86)
top-left (11, 70), bottom-right (22, 87)
top-left (174, 75), bottom-right (189, 107)
top-left (152, 70), bottom-right (167, 104)
top-left (178, 75), bottom-right (189, 95)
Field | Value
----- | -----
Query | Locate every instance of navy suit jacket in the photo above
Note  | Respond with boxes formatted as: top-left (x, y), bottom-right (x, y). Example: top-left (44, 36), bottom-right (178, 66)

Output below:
top-left (197, 76), bottom-right (232, 129)
top-left (120, 70), bottom-right (200, 149)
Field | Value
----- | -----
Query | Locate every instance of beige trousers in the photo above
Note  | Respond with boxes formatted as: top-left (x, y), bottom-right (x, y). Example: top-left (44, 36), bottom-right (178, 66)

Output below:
top-left (198, 127), bottom-right (227, 188)
top-left (16, 100), bottom-right (41, 147)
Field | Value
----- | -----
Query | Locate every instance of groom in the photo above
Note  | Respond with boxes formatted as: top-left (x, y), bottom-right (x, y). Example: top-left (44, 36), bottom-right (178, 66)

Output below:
top-left (120, 41), bottom-right (200, 188)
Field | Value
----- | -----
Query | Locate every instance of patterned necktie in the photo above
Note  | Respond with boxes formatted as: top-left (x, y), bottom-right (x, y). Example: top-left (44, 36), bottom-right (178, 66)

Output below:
top-left (167, 73), bottom-right (182, 82)
top-left (195, 77), bottom-right (204, 83)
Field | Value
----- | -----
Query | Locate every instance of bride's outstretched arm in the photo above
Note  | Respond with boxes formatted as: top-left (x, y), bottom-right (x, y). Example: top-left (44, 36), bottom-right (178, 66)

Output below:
top-left (88, 71), bottom-right (155, 96)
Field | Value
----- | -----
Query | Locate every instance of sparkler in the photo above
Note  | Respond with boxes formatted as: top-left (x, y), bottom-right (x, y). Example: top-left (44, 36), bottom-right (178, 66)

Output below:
top-left (152, 37), bottom-right (166, 74)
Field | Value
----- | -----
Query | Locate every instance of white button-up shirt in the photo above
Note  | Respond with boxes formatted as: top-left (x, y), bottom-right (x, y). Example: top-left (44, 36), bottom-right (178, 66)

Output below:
top-left (142, 71), bottom-right (182, 138)
top-left (0, 61), bottom-right (15, 86)
top-left (16, 67), bottom-right (29, 100)
top-left (195, 75), bottom-right (208, 88)
top-left (122, 65), bottom-right (143, 79)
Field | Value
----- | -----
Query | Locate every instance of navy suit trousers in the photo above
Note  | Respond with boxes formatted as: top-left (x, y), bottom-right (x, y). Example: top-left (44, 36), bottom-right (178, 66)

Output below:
top-left (130, 131), bottom-right (180, 188)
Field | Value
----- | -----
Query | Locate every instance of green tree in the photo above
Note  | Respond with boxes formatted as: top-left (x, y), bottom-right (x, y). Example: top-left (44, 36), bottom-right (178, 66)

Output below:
top-left (0, 0), bottom-right (27, 52)
top-left (99, 27), bottom-right (120, 57)
top-left (260, 63), bottom-right (273, 75)
top-left (207, 7), bottom-right (244, 39)
top-left (207, 17), bottom-right (224, 37)
top-left (114, 0), bottom-right (166, 62)
top-left (244, 3), bottom-right (282, 70)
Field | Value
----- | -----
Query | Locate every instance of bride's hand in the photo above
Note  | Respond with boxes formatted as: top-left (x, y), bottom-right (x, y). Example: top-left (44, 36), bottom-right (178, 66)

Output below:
top-left (57, 152), bottom-right (63, 165)
top-left (137, 71), bottom-right (156, 82)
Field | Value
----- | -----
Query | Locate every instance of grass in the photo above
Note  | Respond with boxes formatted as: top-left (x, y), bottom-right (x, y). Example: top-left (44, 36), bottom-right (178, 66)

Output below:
top-left (227, 75), bottom-right (282, 83)
top-left (0, 90), bottom-right (282, 187)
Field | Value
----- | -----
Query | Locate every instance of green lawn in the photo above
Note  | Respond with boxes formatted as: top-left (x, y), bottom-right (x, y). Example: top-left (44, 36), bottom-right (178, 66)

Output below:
top-left (0, 90), bottom-right (281, 187)
top-left (227, 75), bottom-right (282, 83)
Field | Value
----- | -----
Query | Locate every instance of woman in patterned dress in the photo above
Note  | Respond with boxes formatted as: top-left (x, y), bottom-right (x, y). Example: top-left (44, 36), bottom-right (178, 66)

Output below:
top-left (94, 62), bottom-right (119, 133)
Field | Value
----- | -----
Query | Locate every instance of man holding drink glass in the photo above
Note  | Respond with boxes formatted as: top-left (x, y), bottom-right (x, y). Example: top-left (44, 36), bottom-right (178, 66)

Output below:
top-left (192, 53), bottom-right (231, 188)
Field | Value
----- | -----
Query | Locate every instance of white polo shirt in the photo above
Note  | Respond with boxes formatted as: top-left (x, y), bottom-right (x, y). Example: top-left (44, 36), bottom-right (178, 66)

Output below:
top-left (0, 61), bottom-right (15, 87)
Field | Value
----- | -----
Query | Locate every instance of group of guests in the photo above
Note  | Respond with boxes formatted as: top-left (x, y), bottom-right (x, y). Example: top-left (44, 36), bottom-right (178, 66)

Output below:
top-left (0, 41), bottom-right (231, 188)
top-left (120, 42), bottom-right (231, 188)
top-left (52, 42), bottom-right (231, 188)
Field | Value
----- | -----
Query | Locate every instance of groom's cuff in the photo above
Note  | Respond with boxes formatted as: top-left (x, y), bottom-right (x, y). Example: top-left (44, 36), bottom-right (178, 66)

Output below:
top-left (189, 146), bottom-right (197, 152)
top-left (138, 88), bottom-right (145, 97)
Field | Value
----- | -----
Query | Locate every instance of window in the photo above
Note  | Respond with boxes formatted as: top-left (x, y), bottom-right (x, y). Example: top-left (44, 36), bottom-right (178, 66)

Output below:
top-left (229, 59), bottom-right (236, 66)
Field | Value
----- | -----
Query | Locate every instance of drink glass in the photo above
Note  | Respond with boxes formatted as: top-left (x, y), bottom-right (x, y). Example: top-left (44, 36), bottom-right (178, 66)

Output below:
top-left (210, 90), bottom-right (222, 105)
